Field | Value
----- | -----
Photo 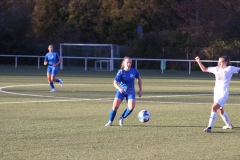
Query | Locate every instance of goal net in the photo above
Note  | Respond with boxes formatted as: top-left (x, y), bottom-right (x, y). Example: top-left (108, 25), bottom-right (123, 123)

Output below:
top-left (59, 43), bottom-right (119, 71)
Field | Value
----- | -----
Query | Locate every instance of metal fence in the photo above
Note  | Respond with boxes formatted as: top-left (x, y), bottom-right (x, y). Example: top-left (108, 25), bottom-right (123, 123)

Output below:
top-left (1, 55), bottom-right (240, 74)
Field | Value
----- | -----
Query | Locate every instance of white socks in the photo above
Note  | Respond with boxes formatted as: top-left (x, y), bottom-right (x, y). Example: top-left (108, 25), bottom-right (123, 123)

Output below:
top-left (220, 111), bottom-right (231, 125)
top-left (208, 112), bottom-right (217, 127)
top-left (208, 111), bottom-right (231, 127)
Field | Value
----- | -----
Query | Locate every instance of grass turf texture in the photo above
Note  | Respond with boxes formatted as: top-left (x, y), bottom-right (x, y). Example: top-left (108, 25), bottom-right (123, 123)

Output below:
top-left (1, 69), bottom-right (240, 160)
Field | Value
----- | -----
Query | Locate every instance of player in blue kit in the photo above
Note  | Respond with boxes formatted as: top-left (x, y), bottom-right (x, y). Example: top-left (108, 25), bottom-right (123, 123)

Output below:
top-left (105, 56), bottom-right (142, 126)
top-left (44, 44), bottom-right (63, 92)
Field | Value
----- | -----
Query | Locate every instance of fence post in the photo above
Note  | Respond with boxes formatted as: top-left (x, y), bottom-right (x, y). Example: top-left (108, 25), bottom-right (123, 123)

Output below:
top-left (135, 60), bottom-right (138, 69)
top-left (189, 61), bottom-right (191, 75)
top-left (161, 60), bottom-right (166, 74)
top-left (85, 58), bottom-right (87, 71)
top-left (38, 57), bottom-right (40, 69)
top-left (15, 56), bottom-right (17, 69)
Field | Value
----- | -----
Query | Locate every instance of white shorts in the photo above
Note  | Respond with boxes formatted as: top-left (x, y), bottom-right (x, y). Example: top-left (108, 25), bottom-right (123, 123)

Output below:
top-left (214, 92), bottom-right (229, 108)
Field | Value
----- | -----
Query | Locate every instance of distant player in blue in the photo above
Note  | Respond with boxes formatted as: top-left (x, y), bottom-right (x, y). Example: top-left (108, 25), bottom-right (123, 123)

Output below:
top-left (44, 44), bottom-right (63, 92)
top-left (105, 56), bottom-right (143, 126)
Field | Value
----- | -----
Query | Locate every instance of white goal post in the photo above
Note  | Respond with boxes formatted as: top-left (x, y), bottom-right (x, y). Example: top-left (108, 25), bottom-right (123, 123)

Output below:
top-left (60, 43), bottom-right (117, 71)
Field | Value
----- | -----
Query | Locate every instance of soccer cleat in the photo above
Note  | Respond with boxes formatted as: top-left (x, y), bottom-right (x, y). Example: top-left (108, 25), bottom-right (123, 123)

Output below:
top-left (203, 127), bottom-right (211, 132)
top-left (119, 117), bottom-right (124, 126)
top-left (105, 121), bottom-right (112, 126)
top-left (222, 124), bottom-right (234, 129)
top-left (59, 79), bottom-right (64, 86)
top-left (50, 88), bottom-right (56, 92)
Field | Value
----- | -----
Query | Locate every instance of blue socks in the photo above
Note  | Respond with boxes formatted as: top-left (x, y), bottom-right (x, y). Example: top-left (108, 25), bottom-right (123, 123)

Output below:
top-left (50, 82), bottom-right (55, 89)
top-left (121, 108), bottom-right (132, 118)
top-left (50, 79), bottom-right (60, 89)
top-left (108, 108), bottom-right (133, 122)
top-left (109, 109), bottom-right (117, 121)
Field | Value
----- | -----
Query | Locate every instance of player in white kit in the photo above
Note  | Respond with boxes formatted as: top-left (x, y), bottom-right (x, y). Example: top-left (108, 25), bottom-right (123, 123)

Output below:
top-left (195, 56), bottom-right (240, 132)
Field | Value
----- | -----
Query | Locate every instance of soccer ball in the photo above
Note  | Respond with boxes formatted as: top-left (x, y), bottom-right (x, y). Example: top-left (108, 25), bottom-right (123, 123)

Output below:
top-left (138, 110), bottom-right (151, 123)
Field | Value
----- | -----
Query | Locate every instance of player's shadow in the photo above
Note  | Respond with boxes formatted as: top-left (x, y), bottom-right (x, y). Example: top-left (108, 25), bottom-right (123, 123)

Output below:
top-left (124, 125), bottom-right (204, 128)
top-left (121, 125), bottom-right (240, 133)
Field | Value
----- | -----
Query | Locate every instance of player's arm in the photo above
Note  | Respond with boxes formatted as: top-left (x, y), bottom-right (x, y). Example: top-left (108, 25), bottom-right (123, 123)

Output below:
top-left (137, 78), bottom-right (142, 98)
top-left (44, 56), bottom-right (48, 66)
top-left (113, 80), bottom-right (124, 93)
top-left (53, 57), bottom-right (62, 67)
top-left (195, 56), bottom-right (209, 72)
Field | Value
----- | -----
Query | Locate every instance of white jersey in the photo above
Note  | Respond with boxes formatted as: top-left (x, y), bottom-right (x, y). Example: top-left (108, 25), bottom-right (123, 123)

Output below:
top-left (208, 66), bottom-right (240, 94)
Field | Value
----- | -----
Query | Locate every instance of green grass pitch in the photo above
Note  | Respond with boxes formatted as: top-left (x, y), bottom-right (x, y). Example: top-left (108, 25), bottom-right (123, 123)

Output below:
top-left (1, 68), bottom-right (240, 160)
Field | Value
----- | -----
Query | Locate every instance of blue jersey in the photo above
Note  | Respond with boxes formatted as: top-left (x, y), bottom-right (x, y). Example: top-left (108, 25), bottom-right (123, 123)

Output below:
top-left (114, 68), bottom-right (140, 94)
top-left (44, 52), bottom-right (60, 66)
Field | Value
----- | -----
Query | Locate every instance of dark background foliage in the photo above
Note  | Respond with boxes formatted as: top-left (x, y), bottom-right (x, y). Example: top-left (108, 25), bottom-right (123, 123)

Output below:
top-left (1, 0), bottom-right (240, 64)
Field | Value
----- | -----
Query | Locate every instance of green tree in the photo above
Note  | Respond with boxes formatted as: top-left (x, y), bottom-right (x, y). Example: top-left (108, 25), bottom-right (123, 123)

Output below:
top-left (174, 0), bottom-right (240, 59)
top-left (97, 0), bottom-right (178, 44)
top-left (32, 0), bottom-right (69, 43)
top-left (0, 0), bottom-right (33, 54)
top-left (67, 0), bottom-right (100, 42)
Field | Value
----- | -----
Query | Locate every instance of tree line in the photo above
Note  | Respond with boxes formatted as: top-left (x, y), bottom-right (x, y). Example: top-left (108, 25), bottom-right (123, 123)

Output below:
top-left (1, 0), bottom-right (240, 62)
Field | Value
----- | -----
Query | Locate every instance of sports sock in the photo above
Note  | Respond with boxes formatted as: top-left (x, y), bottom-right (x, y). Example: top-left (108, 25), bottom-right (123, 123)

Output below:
top-left (55, 79), bottom-right (60, 82)
top-left (121, 108), bottom-right (133, 119)
top-left (220, 111), bottom-right (231, 125)
top-left (109, 109), bottom-right (117, 121)
top-left (208, 112), bottom-right (217, 127)
top-left (50, 82), bottom-right (55, 89)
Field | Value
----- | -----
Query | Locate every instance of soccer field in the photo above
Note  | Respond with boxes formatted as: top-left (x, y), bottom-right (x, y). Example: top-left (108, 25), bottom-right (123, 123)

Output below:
top-left (1, 68), bottom-right (240, 160)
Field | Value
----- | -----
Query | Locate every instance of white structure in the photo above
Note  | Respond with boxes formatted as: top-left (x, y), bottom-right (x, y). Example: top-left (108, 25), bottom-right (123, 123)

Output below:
top-left (0, 54), bottom-right (229, 74)
top-left (60, 43), bottom-right (117, 71)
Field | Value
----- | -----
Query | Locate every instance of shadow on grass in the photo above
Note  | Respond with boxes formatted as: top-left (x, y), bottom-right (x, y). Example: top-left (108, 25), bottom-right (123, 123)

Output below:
top-left (110, 125), bottom-right (240, 132)
top-left (124, 125), bottom-right (204, 127)
top-left (110, 125), bottom-right (205, 128)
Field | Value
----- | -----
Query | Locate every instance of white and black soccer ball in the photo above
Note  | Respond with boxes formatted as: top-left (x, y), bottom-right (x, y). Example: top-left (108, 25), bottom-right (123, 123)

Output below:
top-left (138, 110), bottom-right (151, 123)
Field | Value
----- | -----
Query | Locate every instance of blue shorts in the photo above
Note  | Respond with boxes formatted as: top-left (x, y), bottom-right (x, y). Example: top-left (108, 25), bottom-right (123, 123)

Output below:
top-left (115, 90), bottom-right (136, 101)
top-left (47, 66), bottom-right (58, 76)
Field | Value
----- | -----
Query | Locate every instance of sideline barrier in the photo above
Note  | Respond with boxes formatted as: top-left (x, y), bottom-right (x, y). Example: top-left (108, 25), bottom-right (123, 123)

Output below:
top-left (95, 60), bottom-right (110, 71)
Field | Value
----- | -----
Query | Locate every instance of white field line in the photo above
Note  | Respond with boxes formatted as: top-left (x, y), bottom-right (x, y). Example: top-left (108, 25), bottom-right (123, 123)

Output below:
top-left (0, 99), bottom-right (114, 104)
top-left (140, 94), bottom-right (213, 98)
top-left (0, 84), bottom-right (87, 99)
top-left (136, 100), bottom-right (240, 106)
top-left (0, 84), bottom-right (113, 104)
top-left (0, 84), bottom-right (239, 105)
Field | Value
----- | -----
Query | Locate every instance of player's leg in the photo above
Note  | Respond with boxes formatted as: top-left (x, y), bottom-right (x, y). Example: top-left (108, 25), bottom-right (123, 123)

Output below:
top-left (105, 91), bottom-right (124, 126)
top-left (50, 68), bottom-right (58, 92)
top-left (118, 94), bottom-right (136, 126)
top-left (49, 73), bottom-right (56, 92)
top-left (118, 99), bottom-right (135, 127)
top-left (218, 108), bottom-right (233, 129)
top-left (216, 94), bottom-right (233, 129)
top-left (105, 98), bottom-right (122, 126)
top-left (52, 67), bottom-right (64, 86)
top-left (51, 67), bottom-right (58, 82)
top-left (47, 67), bottom-right (56, 92)
top-left (204, 102), bottom-right (220, 132)
top-left (121, 99), bottom-right (135, 118)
